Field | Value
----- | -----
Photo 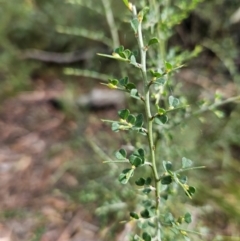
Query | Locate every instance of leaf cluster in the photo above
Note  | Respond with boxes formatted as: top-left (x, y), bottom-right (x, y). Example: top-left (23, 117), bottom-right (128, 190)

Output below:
top-left (107, 109), bottom-right (146, 135)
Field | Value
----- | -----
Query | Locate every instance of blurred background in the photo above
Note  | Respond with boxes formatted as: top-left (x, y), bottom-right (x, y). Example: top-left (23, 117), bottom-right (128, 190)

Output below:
top-left (0, 0), bottom-right (240, 240)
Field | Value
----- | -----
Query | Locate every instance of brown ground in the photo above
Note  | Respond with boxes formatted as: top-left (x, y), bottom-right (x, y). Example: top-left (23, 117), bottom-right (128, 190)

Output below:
top-left (0, 77), bottom-right (102, 241)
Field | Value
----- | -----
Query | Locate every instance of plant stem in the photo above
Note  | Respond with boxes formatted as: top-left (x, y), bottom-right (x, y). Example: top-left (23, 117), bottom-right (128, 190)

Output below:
top-left (193, 95), bottom-right (240, 116)
top-left (150, 0), bottom-right (166, 68)
top-left (170, 95), bottom-right (240, 129)
top-left (150, 0), bottom-right (167, 107)
top-left (101, 0), bottom-right (120, 49)
top-left (132, 5), bottom-right (161, 241)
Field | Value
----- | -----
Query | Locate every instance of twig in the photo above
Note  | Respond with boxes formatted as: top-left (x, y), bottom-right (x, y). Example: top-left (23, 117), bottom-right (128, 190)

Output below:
top-left (101, 0), bottom-right (120, 49)
top-left (21, 49), bottom-right (97, 64)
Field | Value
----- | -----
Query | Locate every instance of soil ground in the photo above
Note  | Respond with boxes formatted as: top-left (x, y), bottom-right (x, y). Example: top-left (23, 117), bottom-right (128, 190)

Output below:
top-left (0, 76), bottom-right (104, 241)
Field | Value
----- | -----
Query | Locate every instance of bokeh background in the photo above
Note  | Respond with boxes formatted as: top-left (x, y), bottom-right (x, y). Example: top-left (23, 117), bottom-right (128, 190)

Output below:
top-left (0, 0), bottom-right (240, 240)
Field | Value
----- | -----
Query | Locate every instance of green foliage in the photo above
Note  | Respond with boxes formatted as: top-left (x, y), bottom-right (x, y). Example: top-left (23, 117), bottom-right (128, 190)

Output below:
top-left (1, 0), bottom-right (240, 240)
top-left (103, 108), bottom-right (146, 134)
top-left (94, 0), bottom-right (240, 239)
top-left (97, 1), bottom-right (213, 240)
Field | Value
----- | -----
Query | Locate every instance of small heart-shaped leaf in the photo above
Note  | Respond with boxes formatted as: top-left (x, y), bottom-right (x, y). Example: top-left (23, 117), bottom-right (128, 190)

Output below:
top-left (130, 89), bottom-right (140, 100)
top-left (118, 109), bottom-right (130, 120)
top-left (125, 82), bottom-right (136, 91)
top-left (111, 122), bottom-right (119, 132)
top-left (129, 155), bottom-right (142, 167)
top-left (130, 18), bottom-right (139, 33)
top-left (135, 177), bottom-right (145, 186)
top-left (130, 55), bottom-right (137, 65)
top-left (169, 95), bottom-right (180, 108)
top-left (145, 177), bottom-right (152, 185)
top-left (127, 114), bottom-right (136, 125)
top-left (182, 157), bottom-right (193, 168)
top-left (161, 175), bottom-right (172, 185)
top-left (140, 209), bottom-right (150, 219)
top-left (119, 76), bottom-right (129, 86)
top-left (115, 149), bottom-right (127, 160)
top-left (184, 212), bottom-right (192, 224)
top-left (185, 186), bottom-right (196, 198)
top-left (155, 115), bottom-right (168, 124)
top-left (165, 61), bottom-right (173, 71)
top-left (157, 108), bottom-right (166, 115)
top-left (130, 212), bottom-right (139, 219)
top-left (163, 161), bottom-right (172, 171)
top-left (148, 37), bottom-right (159, 46)
top-left (155, 77), bottom-right (166, 85)
top-left (142, 232), bottom-right (152, 241)
top-left (119, 168), bottom-right (134, 184)
top-left (135, 114), bottom-right (144, 127)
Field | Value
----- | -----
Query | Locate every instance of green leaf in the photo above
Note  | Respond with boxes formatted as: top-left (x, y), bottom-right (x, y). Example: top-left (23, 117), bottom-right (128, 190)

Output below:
top-left (130, 89), bottom-right (140, 100)
top-left (164, 212), bottom-right (174, 224)
top-left (155, 115), bottom-right (168, 124)
top-left (184, 212), bottom-right (192, 224)
top-left (131, 150), bottom-right (144, 165)
top-left (155, 77), bottom-right (166, 85)
top-left (123, 49), bottom-right (131, 59)
top-left (125, 82), bottom-right (136, 91)
top-left (135, 177), bottom-right (145, 186)
top-left (149, 70), bottom-right (162, 78)
top-left (142, 188), bottom-right (152, 194)
top-left (136, 148), bottom-right (145, 159)
top-left (182, 157), bottom-right (193, 168)
top-left (177, 216), bottom-right (184, 224)
top-left (130, 212), bottom-right (139, 219)
top-left (161, 175), bottom-right (172, 185)
top-left (142, 232), bottom-right (152, 241)
top-left (142, 200), bottom-right (152, 208)
top-left (145, 177), bottom-right (152, 185)
top-left (185, 186), bottom-right (196, 197)
top-left (130, 55), bottom-right (137, 65)
top-left (157, 108), bottom-right (166, 115)
top-left (127, 114), bottom-right (136, 125)
top-left (119, 77), bottom-right (129, 86)
top-left (119, 168), bottom-right (134, 184)
top-left (140, 209), bottom-right (150, 219)
top-left (148, 37), bottom-right (159, 46)
top-left (163, 161), bottom-right (172, 171)
top-left (179, 175), bottom-right (187, 184)
top-left (135, 114), bottom-right (144, 127)
top-left (108, 78), bottom-right (118, 86)
top-left (115, 149), bottom-right (127, 160)
top-left (138, 7), bottom-right (149, 22)
top-left (165, 61), bottom-right (173, 71)
top-left (118, 109), bottom-right (130, 120)
top-left (132, 49), bottom-right (138, 57)
top-left (118, 51), bottom-right (127, 59)
top-left (169, 95), bottom-right (180, 108)
top-left (129, 155), bottom-right (142, 167)
top-left (130, 18), bottom-right (139, 33)
top-left (112, 122), bottom-right (119, 132)
top-left (114, 45), bottom-right (124, 54)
